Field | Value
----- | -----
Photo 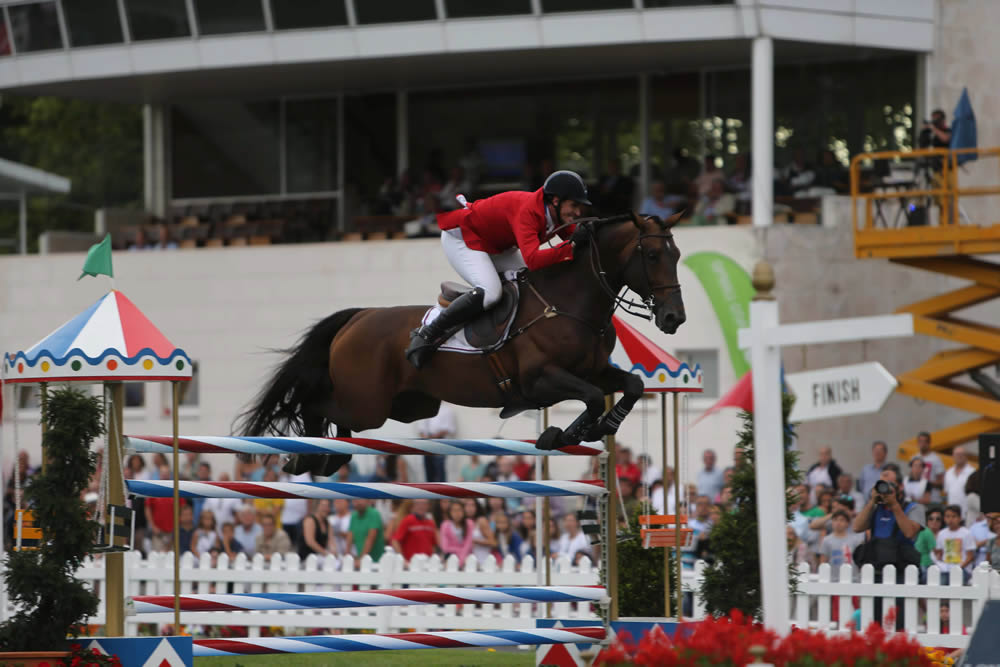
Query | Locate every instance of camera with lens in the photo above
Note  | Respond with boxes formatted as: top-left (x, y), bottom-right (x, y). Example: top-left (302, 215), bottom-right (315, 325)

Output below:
top-left (874, 479), bottom-right (895, 504)
top-left (918, 125), bottom-right (934, 148)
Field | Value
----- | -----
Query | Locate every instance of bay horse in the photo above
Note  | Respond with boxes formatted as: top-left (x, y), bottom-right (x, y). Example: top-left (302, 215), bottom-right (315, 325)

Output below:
top-left (236, 211), bottom-right (686, 476)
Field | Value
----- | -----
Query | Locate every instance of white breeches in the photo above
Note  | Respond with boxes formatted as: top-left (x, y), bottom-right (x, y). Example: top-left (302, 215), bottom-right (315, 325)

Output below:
top-left (441, 228), bottom-right (526, 307)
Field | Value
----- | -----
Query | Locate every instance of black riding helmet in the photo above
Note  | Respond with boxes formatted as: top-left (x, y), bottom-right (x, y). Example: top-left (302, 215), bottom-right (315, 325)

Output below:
top-left (543, 170), bottom-right (592, 206)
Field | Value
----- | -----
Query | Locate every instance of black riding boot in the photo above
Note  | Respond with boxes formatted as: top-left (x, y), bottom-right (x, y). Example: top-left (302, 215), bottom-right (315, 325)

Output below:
top-left (405, 287), bottom-right (486, 368)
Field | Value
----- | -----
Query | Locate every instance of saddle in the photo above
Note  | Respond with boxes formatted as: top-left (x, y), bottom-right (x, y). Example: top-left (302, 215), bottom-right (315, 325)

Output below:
top-left (438, 280), bottom-right (519, 350)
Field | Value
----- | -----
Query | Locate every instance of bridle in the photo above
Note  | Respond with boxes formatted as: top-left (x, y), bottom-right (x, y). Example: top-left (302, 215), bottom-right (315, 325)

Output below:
top-left (583, 214), bottom-right (682, 322)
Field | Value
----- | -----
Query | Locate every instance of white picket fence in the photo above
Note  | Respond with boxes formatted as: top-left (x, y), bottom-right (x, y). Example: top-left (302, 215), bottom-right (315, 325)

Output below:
top-left (6, 552), bottom-right (996, 650)
top-left (73, 550), bottom-right (604, 636)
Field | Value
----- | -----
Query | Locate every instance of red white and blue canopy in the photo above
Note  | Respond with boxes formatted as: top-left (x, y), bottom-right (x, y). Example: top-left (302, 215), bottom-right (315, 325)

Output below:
top-left (609, 316), bottom-right (702, 393)
top-left (3, 290), bottom-right (192, 384)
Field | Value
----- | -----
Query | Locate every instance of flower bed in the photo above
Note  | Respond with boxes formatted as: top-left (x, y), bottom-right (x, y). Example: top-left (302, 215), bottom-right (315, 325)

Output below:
top-left (595, 610), bottom-right (955, 667)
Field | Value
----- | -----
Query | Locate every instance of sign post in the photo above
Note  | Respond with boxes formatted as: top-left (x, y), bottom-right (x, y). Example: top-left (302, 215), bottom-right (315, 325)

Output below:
top-left (739, 261), bottom-right (913, 634)
top-left (786, 362), bottom-right (898, 423)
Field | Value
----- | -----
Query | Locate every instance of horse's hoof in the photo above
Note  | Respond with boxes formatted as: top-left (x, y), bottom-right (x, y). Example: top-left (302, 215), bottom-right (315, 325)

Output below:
top-left (282, 455), bottom-right (313, 476)
top-left (318, 454), bottom-right (352, 478)
top-left (536, 426), bottom-right (564, 451)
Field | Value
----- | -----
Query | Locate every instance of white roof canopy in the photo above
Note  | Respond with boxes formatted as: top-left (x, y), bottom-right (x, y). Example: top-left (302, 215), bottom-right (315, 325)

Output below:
top-left (0, 157), bottom-right (70, 195)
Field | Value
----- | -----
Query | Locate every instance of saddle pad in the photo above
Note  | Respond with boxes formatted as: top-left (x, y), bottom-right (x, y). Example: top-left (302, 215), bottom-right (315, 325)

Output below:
top-left (420, 282), bottom-right (519, 354)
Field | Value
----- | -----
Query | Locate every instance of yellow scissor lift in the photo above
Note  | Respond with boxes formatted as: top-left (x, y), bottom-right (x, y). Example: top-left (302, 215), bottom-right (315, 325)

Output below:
top-left (851, 147), bottom-right (1000, 461)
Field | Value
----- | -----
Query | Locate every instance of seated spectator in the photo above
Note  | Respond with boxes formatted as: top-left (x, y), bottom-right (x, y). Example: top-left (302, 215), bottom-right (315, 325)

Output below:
top-left (616, 448), bottom-right (641, 487)
top-left (818, 510), bottom-right (865, 581)
top-left (691, 179), bottom-right (735, 226)
top-left (620, 477), bottom-right (639, 520)
top-left (904, 456), bottom-right (931, 505)
top-left (682, 496), bottom-right (712, 569)
top-left (935, 504), bottom-right (975, 582)
top-left (650, 467), bottom-right (677, 514)
top-left (969, 510), bottom-right (995, 567)
top-left (126, 454), bottom-right (151, 481)
top-left (637, 453), bottom-right (660, 488)
top-left (440, 501), bottom-right (475, 565)
top-left (151, 223), bottom-right (178, 250)
top-left (252, 468), bottom-right (285, 528)
top-left (128, 226), bottom-right (151, 251)
top-left (548, 516), bottom-right (561, 556)
top-left (177, 504), bottom-right (196, 556)
top-left (778, 147), bottom-right (815, 196)
top-left (349, 498), bottom-right (385, 564)
top-left (204, 474), bottom-right (244, 530)
top-left (517, 509), bottom-right (537, 561)
top-left (233, 505), bottom-right (261, 555)
top-left (809, 494), bottom-right (857, 536)
top-left (191, 509), bottom-right (219, 558)
top-left (438, 166), bottom-right (470, 211)
top-left (555, 513), bottom-right (592, 565)
top-left (915, 507), bottom-right (943, 573)
top-left (693, 155), bottom-right (724, 197)
top-left (726, 153), bottom-right (751, 200)
top-left (944, 446), bottom-right (975, 517)
top-left (917, 431), bottom-right (946, 504)
top-left (807, 446), bottom-right (843, 490)
top-left (460, 455), bottom-right (486, 482)
top-left (492, 511), bottom-right (524, 565)
top-left (390, 498), bottom-right (439, 561)
top-left (805, 489), bottom-right (834, 520)
top-left (786, 524), bottom-right (810, 568)
top-left (145, 495), bottom-right (177, 552)
top-left (212, 522), bottom-right (245, 561)
top-left (255, 512), bottom-right (292, 561)
top-left (297, 499), bottom-right (337, 562)
top-left (983, 514), bottom-right (1000, 570)
top-left (812, 149), bottom-right (848, 193)
top-left (639, 180), bottom-right (680, 219)
top-left (329, 498), bottom-right (353, 556)
top-left (836, 473), bottom-right (865, 510)
top-left (462, 498), bottom-right (497, 566)
top-left (513, 456), bottom-right (534, 481)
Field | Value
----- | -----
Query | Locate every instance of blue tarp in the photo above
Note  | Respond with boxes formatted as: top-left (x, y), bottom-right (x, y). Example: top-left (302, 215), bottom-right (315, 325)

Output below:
top-left (951, 87), bottom-right (978, 166)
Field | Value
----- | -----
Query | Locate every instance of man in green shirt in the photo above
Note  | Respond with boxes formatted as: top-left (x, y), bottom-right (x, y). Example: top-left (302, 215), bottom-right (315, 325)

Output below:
top-left (350, 498), bottom-right (385, 563)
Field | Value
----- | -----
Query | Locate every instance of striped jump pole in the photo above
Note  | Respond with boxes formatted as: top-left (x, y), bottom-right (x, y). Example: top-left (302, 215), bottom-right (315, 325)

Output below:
top-left (193, 627), bottom-right (607, 657)
top-left (125, 435), bottom-right (603, 457)
top-left (126, 479), bottom-right (606, 500)
top-left (129, 585), bottom-right (608, 614)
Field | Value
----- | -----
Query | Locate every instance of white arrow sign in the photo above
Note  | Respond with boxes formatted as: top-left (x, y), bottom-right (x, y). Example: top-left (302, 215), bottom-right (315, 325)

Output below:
top-left (786, 362), bottom-right (898, 422)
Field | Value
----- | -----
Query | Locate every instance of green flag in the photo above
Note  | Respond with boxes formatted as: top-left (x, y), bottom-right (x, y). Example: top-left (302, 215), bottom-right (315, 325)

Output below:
top-left (79, 233), bottom-right (114, 280)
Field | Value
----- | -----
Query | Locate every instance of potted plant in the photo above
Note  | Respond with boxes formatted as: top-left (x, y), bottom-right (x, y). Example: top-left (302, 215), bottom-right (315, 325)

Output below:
top-left (0, 387), bottom-right (107, 665)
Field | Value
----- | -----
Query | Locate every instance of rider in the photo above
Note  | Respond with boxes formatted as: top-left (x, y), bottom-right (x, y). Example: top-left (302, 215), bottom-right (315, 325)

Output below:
top-left (405, 170), bottom-right (592, 368)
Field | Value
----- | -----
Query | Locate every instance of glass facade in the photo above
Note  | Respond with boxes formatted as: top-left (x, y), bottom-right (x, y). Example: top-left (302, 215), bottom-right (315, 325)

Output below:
top-left (194, 0), bottom-right (265, 36)
top-left (62, 0), bottom-right (124, 47)
top-left (354, 1), bottom-right (437, 25)
top-left (125, 0), bottom-right (191, 41)
top-left (172, 100), bottom-right (281, 198)
top-left (7, 2), bottom-right (62, 53)
top-left (541, 0), bottom-right (632, 12)
top-left (270, 0), bottom-right (348, 30)
top-left (445, 0), bottom-right (532, 18)
top-left (285, 98), bottom-right (339, 193)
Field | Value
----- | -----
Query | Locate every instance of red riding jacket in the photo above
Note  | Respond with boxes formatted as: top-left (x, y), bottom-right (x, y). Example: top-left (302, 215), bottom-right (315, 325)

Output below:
top-left (436, 188), bottom-right (576, 271)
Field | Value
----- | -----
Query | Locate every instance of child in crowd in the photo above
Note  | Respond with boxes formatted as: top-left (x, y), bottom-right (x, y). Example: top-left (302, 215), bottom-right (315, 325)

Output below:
top-left (934, 504), bottom-right (976, 583)
top-left (440, 501), bottom-right (475, 565)
top-left (492, 511), bottom-right (524, 565)
top-left (818, 510), bottom-right (865, 582)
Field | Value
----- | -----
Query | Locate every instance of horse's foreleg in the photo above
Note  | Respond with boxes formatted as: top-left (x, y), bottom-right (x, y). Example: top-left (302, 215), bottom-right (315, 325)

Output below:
top-left (525, 366), bottom-right (606, 450)
top-left (580, 367), bottom-right (645, 441)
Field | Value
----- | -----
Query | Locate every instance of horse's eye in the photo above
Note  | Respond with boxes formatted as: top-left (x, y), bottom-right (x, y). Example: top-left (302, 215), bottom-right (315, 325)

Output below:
top-left (647, 250), bottom-right (659, 262)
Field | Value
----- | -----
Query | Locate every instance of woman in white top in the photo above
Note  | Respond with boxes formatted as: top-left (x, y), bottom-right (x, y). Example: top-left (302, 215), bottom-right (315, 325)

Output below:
top-left (556, 513), bottom-right (592, 565)
top-left (191, 509), bottom-right (219, 558)
top-left (462, 498), bottom-right (497, 565)
top-left (904, 456), bottom-right (931, 505)
top-left (328, 498), bottom-right (353, 556)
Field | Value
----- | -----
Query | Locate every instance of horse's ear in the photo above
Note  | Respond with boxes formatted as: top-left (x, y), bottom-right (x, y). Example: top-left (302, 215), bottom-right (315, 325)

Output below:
top-left (662, 211), bottom-right (684, 229)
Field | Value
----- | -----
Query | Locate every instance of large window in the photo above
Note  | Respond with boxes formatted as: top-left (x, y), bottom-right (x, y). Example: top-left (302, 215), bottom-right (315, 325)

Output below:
top-left (445, 0), bottom-right (532, 18)
top-left (62, 0), bottom-right (124, 47)
top-left (271, 0), bottom-right (347, 30)
top-left (286, 99), bottom-right (339, 193)
top-left (542, 0), bottom-right (631, 11)
top-left (7, 2), bottom-right (62, 53)
top-left (125, 0), bottom-right (191, 41)
top-left (172, 100), bottom-right (281, 198)
top-left (354, 1), bottom-right (437, 24)
top-left (194, 0), bottom-right (265, 36)
top-left (171, 97), bottom-right (342, 199)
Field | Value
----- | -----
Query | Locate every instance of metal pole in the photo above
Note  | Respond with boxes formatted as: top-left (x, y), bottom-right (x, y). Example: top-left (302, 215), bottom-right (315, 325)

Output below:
top-left (749, 263), bottom-right (790, 633)
top-left (672, 393), bottom-right (682, 620)
top-left (542, 408), bottom-right (551, 616)
top-left (661, 392), bottom-right (671, 617)
top-left (605, 395), bottom-right (618, 621)
top-left (172, 381), bottom-right (181, 633)
top-left (396, 90), bottom-right (408, 178)
top-left (106, 383), bottom-right (125, 636)
top-left (638, 73), bottom-right (650, 209)
top-left (17, 192), bottom-right (27, 256)
top-left (751, 36), bottom-right (774, 228)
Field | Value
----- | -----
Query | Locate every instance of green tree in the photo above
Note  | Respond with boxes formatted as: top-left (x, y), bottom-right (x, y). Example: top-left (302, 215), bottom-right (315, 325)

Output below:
top-left (0, 386), bottom-right (104, 650)
top-left (698, 393), bottom-right (801, 619)
top-left (0, 96), bottom-right (142, 252)
top-left (610, 508), bottom-right (679, 618)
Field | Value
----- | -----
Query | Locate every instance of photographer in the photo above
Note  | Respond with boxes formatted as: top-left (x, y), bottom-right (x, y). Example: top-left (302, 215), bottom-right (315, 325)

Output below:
top-left (920, 110), bottom-right (953, 151)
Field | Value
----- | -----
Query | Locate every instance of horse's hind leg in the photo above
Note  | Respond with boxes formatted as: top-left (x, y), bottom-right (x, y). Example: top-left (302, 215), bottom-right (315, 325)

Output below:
top-left (318, 426), bottom-right (353, 477)
top-left (281, 415), bottom-right (352, 479)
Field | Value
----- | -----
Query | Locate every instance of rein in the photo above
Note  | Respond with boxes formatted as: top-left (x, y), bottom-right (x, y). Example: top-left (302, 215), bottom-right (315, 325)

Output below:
top-left (510, 214), bottom-right (680, 341)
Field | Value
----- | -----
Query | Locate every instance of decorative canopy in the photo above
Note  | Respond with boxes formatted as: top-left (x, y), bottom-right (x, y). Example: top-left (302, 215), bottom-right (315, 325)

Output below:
top-left (609, 316), bottom-right (702, 393)
top-left (3, 290), bottom-right (192, 384)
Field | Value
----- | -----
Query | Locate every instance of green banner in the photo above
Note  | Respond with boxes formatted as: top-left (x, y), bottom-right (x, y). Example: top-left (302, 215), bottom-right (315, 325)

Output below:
top-left (683, 251), bottom-right (754, 377)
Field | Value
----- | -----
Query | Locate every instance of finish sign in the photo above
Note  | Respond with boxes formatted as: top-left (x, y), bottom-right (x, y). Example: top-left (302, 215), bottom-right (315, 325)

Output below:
top-left (786, 362), bottom-right (897, 422)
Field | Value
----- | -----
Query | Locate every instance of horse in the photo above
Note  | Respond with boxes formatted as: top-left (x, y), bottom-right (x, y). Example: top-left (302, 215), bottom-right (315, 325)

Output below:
top-left (236, 211), bottom-right (686, 477)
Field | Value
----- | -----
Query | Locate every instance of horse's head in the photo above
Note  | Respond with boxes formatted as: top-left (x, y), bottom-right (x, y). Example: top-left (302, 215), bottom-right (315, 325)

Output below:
top-left (619, 211), bottom-right (686, 334)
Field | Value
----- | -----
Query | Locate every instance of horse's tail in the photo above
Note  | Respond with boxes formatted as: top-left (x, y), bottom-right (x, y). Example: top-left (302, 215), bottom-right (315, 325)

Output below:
top-left (234, 307), bottom-right (364, 439)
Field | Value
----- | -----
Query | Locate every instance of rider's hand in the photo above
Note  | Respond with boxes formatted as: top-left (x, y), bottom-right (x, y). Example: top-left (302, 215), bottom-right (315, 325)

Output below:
top-left (570, 226), bottom-right (590, 248)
